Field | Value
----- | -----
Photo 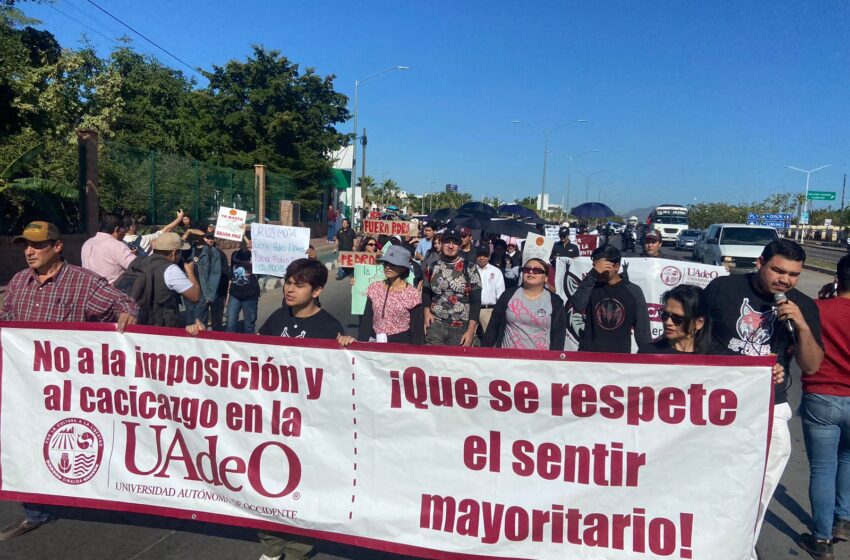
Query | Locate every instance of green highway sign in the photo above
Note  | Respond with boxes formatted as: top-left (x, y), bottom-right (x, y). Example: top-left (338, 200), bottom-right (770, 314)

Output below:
top-left (807, 190), bottom-right (836, 201)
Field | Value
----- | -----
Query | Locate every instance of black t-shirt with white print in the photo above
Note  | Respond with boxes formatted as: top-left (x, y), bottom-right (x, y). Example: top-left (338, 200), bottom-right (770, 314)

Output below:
top-left (258, 306), bottom-right (344, 340)
top-left (704, 272), bottom-right (822, 404)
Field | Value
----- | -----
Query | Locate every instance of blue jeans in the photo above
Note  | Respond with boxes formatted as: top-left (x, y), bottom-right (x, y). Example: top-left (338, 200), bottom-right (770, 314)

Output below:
top-left (336, 267), bottom-right (352, 280)
top-left (226, 297), bottom-right (258, 334)
top-left (327, 222), bottom-right (336, 242)
top-left (801, 392), bottom-right (850, 540)
top-left (184, 299), bottom-right (209, 325)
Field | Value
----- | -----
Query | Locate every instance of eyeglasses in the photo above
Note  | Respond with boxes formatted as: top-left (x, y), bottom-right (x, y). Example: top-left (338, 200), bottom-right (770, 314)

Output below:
top-left (366, 243), bottom-right (376, 247)
top-left (521, 266), bottom-right (547, 275)
top-left (660, 311), bottom-right (686, 326)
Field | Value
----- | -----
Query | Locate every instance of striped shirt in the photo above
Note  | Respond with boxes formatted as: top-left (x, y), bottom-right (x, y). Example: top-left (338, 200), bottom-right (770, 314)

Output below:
top-left (0, 261), bottom-right (138, 323)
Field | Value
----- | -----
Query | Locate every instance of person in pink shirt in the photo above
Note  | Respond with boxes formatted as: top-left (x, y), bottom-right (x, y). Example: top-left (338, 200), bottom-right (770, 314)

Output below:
top-left (80, 213), bottom-right (136, 284)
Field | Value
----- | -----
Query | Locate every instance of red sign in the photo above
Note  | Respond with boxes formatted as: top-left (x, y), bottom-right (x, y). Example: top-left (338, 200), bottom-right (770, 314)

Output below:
top-left (576, 234), bottom-right (600, 256)
top-left (338, 251), bottom-right (378, 267)
top-left (362, 220), bottom-right (418, 237)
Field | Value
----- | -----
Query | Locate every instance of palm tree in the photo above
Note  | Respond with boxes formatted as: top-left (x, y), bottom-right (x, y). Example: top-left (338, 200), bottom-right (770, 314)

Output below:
top-left (358, 175), bottom-right (376, 207)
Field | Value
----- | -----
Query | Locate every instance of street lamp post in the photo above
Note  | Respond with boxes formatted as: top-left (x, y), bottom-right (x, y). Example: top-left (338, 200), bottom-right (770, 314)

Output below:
top-left (512, 118), bottom-right (587, 212)
top-left (565, 149), bottom-right (599, 214)
top-left (349, 65), bottom-right (410, 221)
top-left (583, 169), bottom-right (606, 202)
top-left (785, 164), bottom-right (831, 241)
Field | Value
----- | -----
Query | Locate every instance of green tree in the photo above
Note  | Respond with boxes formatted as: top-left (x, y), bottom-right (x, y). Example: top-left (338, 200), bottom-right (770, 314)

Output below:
top-left (204, 46), bottom-right (350, 218)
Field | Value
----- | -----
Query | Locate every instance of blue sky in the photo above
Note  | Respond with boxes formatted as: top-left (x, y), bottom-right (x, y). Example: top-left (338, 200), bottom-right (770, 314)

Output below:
top-left (22, 0), bottom-right (850, 214)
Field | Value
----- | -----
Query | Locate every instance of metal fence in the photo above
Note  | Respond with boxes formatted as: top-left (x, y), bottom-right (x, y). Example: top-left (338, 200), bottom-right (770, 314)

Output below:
top-left (100, 141), bottom-right (297, 225)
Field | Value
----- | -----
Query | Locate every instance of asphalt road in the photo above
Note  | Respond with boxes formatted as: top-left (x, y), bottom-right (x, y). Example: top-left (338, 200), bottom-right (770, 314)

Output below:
top-left (0, 237), bottom-right (843, 560)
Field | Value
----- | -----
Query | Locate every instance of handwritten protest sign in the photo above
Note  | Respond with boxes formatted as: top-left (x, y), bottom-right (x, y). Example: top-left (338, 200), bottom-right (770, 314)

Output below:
top-left (214, 206), bottom-right (247, 241)
top-left (0, 323), bottom-right (773, 560)
top-left (362, 219), bottom-right (418, 237)
top-left (556, 257), bottom-right (729, 349)
top-left (250, 223), bottom-right (310, 276)
top-left (544, 225), bottom-right (561, 241)
top-left (338, 251), bottom-right (378, 268)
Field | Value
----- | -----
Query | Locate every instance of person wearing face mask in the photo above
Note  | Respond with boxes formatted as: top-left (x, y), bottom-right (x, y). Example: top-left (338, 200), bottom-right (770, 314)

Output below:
top-left (483, 257), bottom-right (565, 350)
top-left (571, 244), bottom-right (651, 353)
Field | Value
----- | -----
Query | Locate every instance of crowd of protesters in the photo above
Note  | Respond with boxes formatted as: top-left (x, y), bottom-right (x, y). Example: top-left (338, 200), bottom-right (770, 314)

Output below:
top-left (1, 210), bottom-right (849, 560)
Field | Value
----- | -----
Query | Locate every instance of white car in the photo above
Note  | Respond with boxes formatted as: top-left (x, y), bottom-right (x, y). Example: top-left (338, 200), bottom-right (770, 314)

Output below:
top-left (701, 224), bottom-right (779, 273)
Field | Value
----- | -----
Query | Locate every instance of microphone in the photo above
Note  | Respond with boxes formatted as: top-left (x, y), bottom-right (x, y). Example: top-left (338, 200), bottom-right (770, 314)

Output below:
top-left (773, 292), bottom-right (794, 334)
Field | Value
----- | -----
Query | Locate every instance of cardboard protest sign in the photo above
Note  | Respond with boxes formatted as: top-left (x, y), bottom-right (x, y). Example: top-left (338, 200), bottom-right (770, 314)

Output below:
top-left (250, 223), bottom-right (310, 277)
top-left (362, 219), bottom-right (418, 237)
top-left (1, 323), bottom-right (773, 560)
top-left (338, 251), bottom-right (378, 268)
top-left (544, 225), bottom-right (561, 241)
top-left (214, 206), bottom-right (247, 241)
top-left (521, 233), bottom-right (554, 266)
top-left (555, 257), bottom-right (729, 349)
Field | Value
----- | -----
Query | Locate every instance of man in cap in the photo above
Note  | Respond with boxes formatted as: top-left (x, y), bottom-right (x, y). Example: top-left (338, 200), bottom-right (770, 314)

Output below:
top-left (81, 212), bottom-right (137, 284)
top-left (571, 244), bottom-right (651, 353)
top-left (128, 232), bottom-right (202, 328)
top-left (550, 226), bottom-right (580, 267)
top-left (423, 228), bottom-right (482, 346)
top-left (459, 226), bottom-right (476, 264)
top-left (0, 221), bottom-right (138, 540)
top-left (642, 229), bottom-right (663, 258)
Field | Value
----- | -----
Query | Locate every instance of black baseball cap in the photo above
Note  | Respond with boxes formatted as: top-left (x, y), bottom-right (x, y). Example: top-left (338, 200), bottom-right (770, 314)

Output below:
top-left (443, 228), bottom-right (462, 243)
top-left (558, 226), bottom-right (569, 237)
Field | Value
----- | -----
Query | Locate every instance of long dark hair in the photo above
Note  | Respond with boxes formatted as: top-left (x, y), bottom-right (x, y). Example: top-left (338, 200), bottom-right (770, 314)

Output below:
top-left (661, 284), bottom-right (712, 354)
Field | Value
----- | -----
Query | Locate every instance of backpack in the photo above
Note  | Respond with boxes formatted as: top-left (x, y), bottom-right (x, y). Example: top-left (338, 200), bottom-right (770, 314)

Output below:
top-left (113, 255), bottom-right (147, 295)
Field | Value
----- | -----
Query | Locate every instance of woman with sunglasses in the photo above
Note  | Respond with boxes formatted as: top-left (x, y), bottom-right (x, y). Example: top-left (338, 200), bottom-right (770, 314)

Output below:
top-left (483, 258), bottom-right (566, 350)
top-left (357, 245), bottom-right (424, 344)
top-left (358, 236), bottom-right (380, 253)
top-left (639, 285), bottom-right (785, 383)
top-left (639, 284), bottom-right (711, 354)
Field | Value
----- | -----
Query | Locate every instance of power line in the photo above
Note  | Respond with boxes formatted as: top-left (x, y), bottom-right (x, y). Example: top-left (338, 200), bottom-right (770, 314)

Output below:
top-left (49, 4), bottom-right (121, 46)
top-left (85, 0), bottom-right (203, 77)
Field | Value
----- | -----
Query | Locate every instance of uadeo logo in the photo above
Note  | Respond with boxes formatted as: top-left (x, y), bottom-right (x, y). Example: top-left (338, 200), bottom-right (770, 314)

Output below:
top-left (43, 418), bottom-right (104, 485)
top-left (660, 266), bottom-right (683, 286)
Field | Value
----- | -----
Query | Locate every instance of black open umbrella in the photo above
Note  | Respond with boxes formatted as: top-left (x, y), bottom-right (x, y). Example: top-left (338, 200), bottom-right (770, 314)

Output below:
top-left (498, 204), bottom-right (539, 219)
top-left (485, 219), bottom-right (538, 238)
top-left (427, 208), bottom-right (459, 222)
top-left (448, 214), bottom-right (491, 230)
top-left (571, 202), bottom-right (616, 219)
top-left (459, 201), bottom-right (498, 217)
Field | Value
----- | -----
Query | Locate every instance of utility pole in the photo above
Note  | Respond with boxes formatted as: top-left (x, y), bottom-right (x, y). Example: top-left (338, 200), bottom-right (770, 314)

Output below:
top-left (841, 173), bottom-right (846, 226)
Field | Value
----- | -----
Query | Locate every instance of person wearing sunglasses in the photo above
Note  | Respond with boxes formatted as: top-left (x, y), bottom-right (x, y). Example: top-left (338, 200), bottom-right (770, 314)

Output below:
top-left (358, 246), bottom-right (423, 344)
top-left (483, 258), bottom-right (566, 350)
top-left (571, 244), bottom-right (651, 353)
top-left (639, 284), bottom-right (712, 354)
top-left (358, 236), bottom-right (379, 253)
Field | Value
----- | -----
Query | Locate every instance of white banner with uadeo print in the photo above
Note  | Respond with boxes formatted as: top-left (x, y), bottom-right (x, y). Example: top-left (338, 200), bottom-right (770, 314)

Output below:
top-left (556, 257), bottom-right (729, 351)
top-left (0, 323), bottom-right (771, 559)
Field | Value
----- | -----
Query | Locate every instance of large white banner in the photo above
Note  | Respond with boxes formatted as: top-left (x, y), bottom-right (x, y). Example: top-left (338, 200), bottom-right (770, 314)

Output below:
top-left (556, 257), bottom-right (729, 351)
top-left (0, 324), bottom-right (772, 560)
top-left (251, 223), bottom-right (311, 276)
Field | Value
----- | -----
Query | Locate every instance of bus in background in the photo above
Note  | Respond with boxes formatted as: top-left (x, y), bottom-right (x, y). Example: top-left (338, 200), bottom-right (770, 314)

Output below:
top-left (647, 204), bottom-right (689, 244)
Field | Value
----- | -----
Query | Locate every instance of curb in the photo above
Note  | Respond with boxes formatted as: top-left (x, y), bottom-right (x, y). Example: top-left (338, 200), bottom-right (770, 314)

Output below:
top-left (804, 263), bottom-right (836, 276)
